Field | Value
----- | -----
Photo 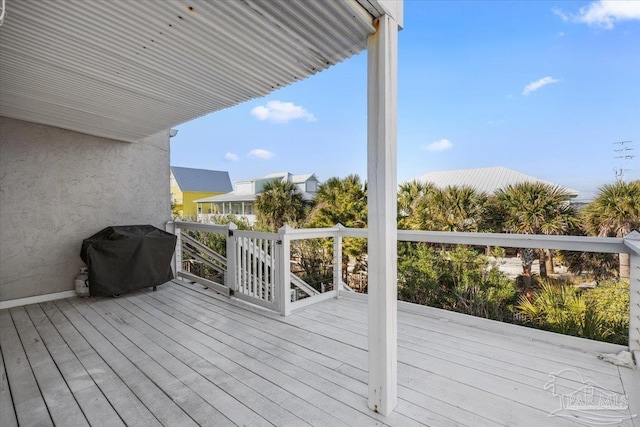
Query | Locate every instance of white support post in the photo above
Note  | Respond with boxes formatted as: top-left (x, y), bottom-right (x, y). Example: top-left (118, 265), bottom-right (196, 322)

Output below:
top-left (624, 231), bottom-right (640, 356)
top-left (367, 14), bottom-right (398, 416)
top-left (226, 222), bottom-right (238, 294)
top-left (277, 224), bottom-right (292, 316)
top-left (334, 223), bottom-right (345, 297)
top-left (173, 226), bottom-right (183, 278)
top-left (166, 221), bottom-right (180, 277)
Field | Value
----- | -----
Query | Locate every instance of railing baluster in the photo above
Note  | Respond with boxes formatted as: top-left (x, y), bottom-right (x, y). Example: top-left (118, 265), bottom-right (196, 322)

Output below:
top-left (251, 239), bottom-right (262, 299)
top-left (278, 225), bottom-right (292, 315)
top-left (334, 224), bottom-right (344, 297)
top-left (226, 222), bottom-right (237, 293)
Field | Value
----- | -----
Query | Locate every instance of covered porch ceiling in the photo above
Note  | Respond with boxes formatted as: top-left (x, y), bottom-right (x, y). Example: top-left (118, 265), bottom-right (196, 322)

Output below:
top-left (0, 0), bottom-right (389, 142)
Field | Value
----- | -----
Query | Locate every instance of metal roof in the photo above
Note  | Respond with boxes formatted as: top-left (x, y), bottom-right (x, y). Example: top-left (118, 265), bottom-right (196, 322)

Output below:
top-left (261, 172), bottom-right (317, 183)
top-left (195, 190), bottom-right (315, 203)
top-left (195, 193), bottom-right (258, 203)
top-left (170, 166), bottom-right (232, 193)
top-left (0, 1), bottom-right (376, 142)
top-left (412, 166), bottom-right (579, 197)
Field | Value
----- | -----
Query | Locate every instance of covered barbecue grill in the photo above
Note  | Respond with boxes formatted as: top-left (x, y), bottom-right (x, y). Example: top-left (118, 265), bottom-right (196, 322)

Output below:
top-left (81, 225), bottom-right (176, 297)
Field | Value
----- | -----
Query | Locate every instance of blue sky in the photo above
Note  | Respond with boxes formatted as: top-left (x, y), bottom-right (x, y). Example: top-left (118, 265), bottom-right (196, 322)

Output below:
top-left (171, 0), bottom-right (640, 200)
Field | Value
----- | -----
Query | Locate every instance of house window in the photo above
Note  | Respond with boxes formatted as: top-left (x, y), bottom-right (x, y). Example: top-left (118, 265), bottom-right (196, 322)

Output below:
top-left (245, 203), bottom-right (254, 215)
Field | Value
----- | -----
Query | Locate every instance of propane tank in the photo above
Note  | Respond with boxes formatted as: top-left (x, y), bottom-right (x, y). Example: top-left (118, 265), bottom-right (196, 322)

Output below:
top-left (75, 267), bottom-right (90, 297)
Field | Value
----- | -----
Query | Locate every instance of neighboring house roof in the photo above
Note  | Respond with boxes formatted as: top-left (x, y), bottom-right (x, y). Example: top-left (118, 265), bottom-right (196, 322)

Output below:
top-left (412, 166), bottom-right (579, 197)
top-left (262, 172), bottom-right (318, 184)
top-left (196, 193), bottom-right (258, 203)
top-left (195, 191), bottom-right (315, 204)
top-left (170, 166), bottom-right (233, 193)
top-left (195, 171), bottom-right (318, 205)
top-left (291, 173), bottom-right (317, 183)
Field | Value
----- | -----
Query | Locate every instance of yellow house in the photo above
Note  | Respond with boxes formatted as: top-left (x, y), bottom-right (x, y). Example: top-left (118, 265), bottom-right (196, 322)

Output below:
top-left (170, 166), bottom-right (232, 219)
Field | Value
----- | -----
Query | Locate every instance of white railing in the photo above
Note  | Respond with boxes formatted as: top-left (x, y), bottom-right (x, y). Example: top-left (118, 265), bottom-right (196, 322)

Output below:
top-left (233, 229), bottom-right (279, 311)
top-left (167, 221), bottom-right (640, 353)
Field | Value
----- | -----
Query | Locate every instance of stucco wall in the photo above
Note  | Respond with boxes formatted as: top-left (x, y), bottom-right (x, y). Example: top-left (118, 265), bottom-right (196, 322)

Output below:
top-left (0, 117), bottom-right (171, 302)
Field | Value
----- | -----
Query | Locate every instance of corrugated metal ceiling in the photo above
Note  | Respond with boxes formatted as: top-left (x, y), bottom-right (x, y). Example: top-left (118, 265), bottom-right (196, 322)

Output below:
top-left (0, 0), bottom-right (375, 142)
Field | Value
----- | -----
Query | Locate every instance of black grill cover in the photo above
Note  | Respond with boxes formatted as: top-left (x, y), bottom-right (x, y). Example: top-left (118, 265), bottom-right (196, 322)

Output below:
top-left (81, 225), bottom-right (177, 297)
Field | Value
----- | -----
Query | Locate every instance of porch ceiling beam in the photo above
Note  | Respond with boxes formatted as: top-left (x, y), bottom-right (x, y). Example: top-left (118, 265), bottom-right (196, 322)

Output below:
top-left (367, 13), bottom-right (399, 416)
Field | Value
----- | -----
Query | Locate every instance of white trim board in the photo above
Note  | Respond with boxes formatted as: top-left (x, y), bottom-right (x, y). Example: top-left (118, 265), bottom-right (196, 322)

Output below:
top-left (0, 290), bottom-right (77, 310)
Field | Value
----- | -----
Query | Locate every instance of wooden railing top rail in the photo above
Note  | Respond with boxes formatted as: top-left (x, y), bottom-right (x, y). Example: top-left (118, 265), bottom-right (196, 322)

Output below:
top-left (169, 220), bottom-right (632, 254)
top-left (395, 229), bottom-right (628, 253)
top-left (173, 220), bottom-right (228, 234)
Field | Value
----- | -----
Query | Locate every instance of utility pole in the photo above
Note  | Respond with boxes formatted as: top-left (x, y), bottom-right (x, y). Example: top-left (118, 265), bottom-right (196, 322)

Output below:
top-left (613, 140), bottom-right (635, 182)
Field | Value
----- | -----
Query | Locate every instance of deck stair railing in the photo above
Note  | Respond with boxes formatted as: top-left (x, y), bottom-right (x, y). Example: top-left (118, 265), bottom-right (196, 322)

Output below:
top-left (167, 221), bottom-right (323, 314)
top-left (180, 232), bottom-right (227, 276)
top-left (167, 221), bottom-right (640, 355)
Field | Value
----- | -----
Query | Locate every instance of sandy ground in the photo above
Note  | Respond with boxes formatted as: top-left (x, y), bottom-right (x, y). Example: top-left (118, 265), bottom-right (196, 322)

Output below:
top-left (489, 257), bottom-right (570, 279)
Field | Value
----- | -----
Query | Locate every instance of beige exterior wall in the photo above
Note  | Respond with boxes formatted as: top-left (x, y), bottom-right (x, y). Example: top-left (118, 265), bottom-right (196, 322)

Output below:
top-left (0, 117), bottom-right (171, 302)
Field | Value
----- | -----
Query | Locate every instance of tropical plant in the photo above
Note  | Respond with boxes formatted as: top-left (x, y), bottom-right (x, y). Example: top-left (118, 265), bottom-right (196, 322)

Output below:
top-left (584, 279), bottom-right (629, 345)
top-left (397, 180), bottom-right (436, 229)
top-left (255, 180), bottom-right (311, 231)
top-left (517, 279), bottom-right (627, 344)
top-left (582, 180), bottom-right (640, 278)
top-left (306, 175), bottom-right (368, 281)
top-left (307, 175), bottom-right (367, 228)
top-left (397, 243), bottom-right (516, 320)
top-left (406, 185), bottom-right (489, 232)
top-left (491, 182), bottom-right (579, 284)
top-left (557, 251), bottom-right (618, 280)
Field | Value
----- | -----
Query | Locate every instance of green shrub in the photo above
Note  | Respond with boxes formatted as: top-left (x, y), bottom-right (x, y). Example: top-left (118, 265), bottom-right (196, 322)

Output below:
top-left (516, 279), bottom-right (629, 345)
top-left (397, 244), bottom-right (517, 321)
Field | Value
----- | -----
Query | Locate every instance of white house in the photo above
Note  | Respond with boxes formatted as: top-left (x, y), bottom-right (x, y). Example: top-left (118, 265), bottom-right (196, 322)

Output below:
top-left (195, 172), bottom-right (319, 225)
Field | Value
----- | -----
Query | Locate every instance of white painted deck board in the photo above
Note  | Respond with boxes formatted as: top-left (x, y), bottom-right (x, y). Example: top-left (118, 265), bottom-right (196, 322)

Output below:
top-left (156, 284), bottom-right (496, 427)
top-left (283, 303), bottom-right (586, 426)
top-left (69, 298), bottom-right (237, 427)
top-left (39, 300), bottom-right (162, 427)
top-left (305, 300), bottom-right (624, 389)
top-left (83, 296), bottom-right (311, 427)
top-left (1, 281), bottom-right (637, 427)
top-left (126, 291), bottom-right (391, 427)
top-left (23, 303), bottom-right (125, 427)
top-left (0, 333), bottom-right (18, 427)
top-left (135, 286), bottom-right (440, 427)
top-left (9, 306), bottom-right (89, 426)
top-left (54, 298), bottom-right (198, 427)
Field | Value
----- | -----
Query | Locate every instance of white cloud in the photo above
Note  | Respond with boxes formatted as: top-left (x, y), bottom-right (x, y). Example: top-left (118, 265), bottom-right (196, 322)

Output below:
top-left (522, 76), bottom-right (560, 95)
top-left (552, 7), bottom-right (570, 22)
top-left (422, 139), bottom-right (453, 152)
top-left (224, 152), bottom-right (239, 162)
top-left (553, 1), bottom-right (640, 29)
top-left (251, 100), bottom-right (316, 123)
top-left (247, 149), bottom-right (275, 160)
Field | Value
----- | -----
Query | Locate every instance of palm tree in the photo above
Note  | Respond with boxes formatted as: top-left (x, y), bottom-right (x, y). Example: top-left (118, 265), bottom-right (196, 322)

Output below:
top-left (307, 174), bottom-right (367, 228)
top-left (407, 185), bottom-right (488, 232)
top-left (492, 182), bottom-right (578, 284)
top-left (582, 180), bottom-right (640, 278)
top-left (306, 175), bottom-right (368, 282)
top-left (255, 180), bottom-right (310, 231)
top-left (397, 180), bottom-right (436, 229)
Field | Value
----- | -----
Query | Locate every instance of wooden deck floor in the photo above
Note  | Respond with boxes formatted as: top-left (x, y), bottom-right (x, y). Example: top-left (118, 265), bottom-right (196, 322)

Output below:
top-left (1, 280), bottom-right (638, 426)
